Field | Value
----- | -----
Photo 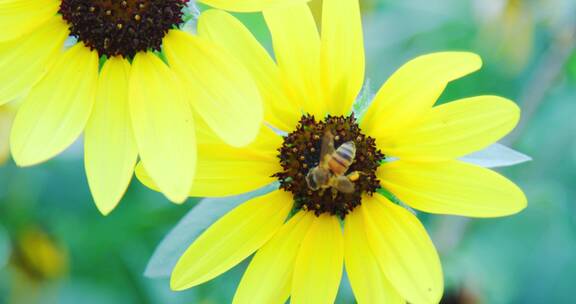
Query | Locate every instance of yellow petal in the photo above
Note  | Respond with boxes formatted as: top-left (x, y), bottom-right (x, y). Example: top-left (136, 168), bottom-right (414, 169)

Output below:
top-left (0, 16), bottom-right (68, 105)
top-left (292, 214), bottom-right (343, 304)
top-left (163, 30), bottom-right (263, 147)
top-left (362, 52), bottom-right (482, 140)
top-left (321, 0), bottom-right (365, 116)
top-left (344, 207), bottom-right (405, 304)
top-left (264, 4), bottom-right (324, 117)
top-left (129, 52), bottom-right (196, 203)
top-left (379, 160), bottom-right (527, 217)
top-left (10, 43), bottom-right (98, 166)
top-left (193, 125), bottom-right (281, 197)
top-left (135, 123), bottom-right (281, 197)
top-left (84, 57), bottom-right (138, 215)
top-left (234, 211), bottom-right (315, 304)
top-left (362, 195), bottom-right (443, 304)
top-left (199, 0), bottom-right (310, 12)
top-left (381, 96), bottom-right (520, 161)
top-left (0, 0), bottom-right (60, 42)
top-left (171, 190), bottom-right (293, 291)
top-left (198, 9), bottom-right (300, 131)
top-left (0, 107), bottom-right (15, 164)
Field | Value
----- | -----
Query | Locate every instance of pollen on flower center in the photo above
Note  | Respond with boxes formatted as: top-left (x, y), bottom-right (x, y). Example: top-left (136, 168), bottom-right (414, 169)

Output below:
top-left (274, 115), bottom-right (385, 218)
top-left (59, 0), bottom-right (187, 58)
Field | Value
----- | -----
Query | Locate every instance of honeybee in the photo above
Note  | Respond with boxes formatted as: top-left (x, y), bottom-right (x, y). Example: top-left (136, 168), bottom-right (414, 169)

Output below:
top-left (306, 130), bottom-right (361, 195)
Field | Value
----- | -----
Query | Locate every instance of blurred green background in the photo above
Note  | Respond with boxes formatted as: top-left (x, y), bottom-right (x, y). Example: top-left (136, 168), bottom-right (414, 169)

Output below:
top-left (1, 0), bottom-right (576, 303)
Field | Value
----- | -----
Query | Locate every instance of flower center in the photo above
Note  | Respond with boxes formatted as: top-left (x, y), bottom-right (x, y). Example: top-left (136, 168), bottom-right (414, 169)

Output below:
top-left (275, 115), bottom-right (385, 218)
top-left (59, 0), bottom-right (187, 58)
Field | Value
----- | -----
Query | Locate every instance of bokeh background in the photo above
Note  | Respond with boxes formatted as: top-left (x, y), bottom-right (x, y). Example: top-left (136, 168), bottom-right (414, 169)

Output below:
top-left (1, 0), bottom-right (576, 303)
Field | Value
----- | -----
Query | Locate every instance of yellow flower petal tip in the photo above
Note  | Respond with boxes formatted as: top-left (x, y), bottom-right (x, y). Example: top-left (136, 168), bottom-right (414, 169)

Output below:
top-left (170, 190), bottom-right (292, 290)
top-left (85, 57), bottom-right (136, 216)
top-left (424, 51), bottom-right (483, 76)
top-left (93, 198), bottom-right (122, 216)
top-left (164, 191), bottom-right (189, 205)
top-left (515, 192), bottom-right (529, 213)
top-left (363, 196), bottom-right (444, 304)
top-left (129, 52), bottom-right (197, 204)
top-left (361, 51), bottom-right (484, 138)
top-left (380, 95), bottom-right (521, 161)
top-left (380, 160), bottom-right (528, 218)
top-left (10, 150), bottom-right (41, 167)
top-left (135, 165), bottom-right (193, 205)
top-left (95, 207), bottom-right (113, 217)
top-left (170, 278), bottom-right (188, 292)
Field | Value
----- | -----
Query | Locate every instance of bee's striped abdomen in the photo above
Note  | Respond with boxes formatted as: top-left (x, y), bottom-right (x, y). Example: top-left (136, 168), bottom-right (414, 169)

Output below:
top-left (328, 141), bottom-right (356, 175)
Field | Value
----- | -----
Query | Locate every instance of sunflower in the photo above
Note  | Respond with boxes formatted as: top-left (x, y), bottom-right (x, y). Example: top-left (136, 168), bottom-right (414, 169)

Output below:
top-left (136, 0), bottom-right (527, 303)
top-left (0, 0), bottom-right (309, 215)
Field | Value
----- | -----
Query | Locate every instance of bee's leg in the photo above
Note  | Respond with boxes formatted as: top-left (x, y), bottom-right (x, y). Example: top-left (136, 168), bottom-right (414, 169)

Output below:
top-left (347, 171), bottom-right (361, 182)
top-left (334, 176), bottom-right (355, 194)
top-left (331, 188), bottom-right (338, 200)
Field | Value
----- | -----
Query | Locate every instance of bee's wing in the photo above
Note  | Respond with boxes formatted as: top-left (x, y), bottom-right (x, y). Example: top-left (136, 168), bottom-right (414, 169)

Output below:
top-left (320, 129), bottom-right (335, 165)
top-left (305, 168), bottom-right (319, 190)
top-left (333, 176), bottom-right (355, 194)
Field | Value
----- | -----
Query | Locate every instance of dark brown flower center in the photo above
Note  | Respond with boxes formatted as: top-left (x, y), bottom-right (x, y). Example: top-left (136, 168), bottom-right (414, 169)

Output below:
top-left (59, 0), bottom-right (187, 58)
top-left (274, 115), bottom-right (384, 218)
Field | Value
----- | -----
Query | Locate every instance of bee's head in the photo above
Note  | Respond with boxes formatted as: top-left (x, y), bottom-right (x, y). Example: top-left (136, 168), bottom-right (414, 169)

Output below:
top-left (305, 167), bottom-right (329, 190)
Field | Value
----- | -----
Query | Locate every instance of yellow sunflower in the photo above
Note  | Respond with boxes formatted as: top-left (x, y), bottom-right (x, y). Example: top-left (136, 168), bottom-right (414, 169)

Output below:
top-left (136, 0), bottom-right (527, 303)
top-left (0, 0), bottom-right (308, 214)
